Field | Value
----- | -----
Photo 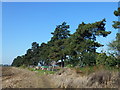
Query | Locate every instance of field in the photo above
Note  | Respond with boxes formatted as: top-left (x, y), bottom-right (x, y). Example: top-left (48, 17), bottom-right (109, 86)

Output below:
top-left (1, 66), bottom-right (55, 88)
top-left (1, 66), bottom-right (120, 89)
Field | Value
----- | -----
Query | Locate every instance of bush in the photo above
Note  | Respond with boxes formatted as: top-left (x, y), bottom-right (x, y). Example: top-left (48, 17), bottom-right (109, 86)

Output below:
top-left (106, 56), bottom-right (117, 67)
top-left (79, 66), bottom-right (98, 75)
top-left (19, 65), bottom-right (27, 69)
top-left (79, 52), bottom-right (96, 67)
top-left (96, 53), bottom-right (108, 65)
top-left (66, 64), bottom-right (73, 68)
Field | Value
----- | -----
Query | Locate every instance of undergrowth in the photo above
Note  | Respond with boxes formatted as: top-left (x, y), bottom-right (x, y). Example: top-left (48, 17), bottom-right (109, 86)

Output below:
top-left (76, 65), bottom-right (120, 75)
top-left (28, 68), bottom-right (55, 75)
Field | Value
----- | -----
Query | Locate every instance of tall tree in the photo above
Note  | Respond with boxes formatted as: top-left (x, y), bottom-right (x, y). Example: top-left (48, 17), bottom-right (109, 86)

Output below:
top-left (51, 22), bottom-right (70, 41)
top-left (108, 33), bottom-right (120, 56)
top-left (11, 56), bottom-right (24, 67)
top-left (108, 7), bottom-right (120, 67)
top-left (108, 34), bottom-right (120, 67)
top-left (67, 19), bottom-right (111, 66)
top-left (49, 22), bottom-right (70, 67)
top-left (38, 42), bottom-right (51, 65)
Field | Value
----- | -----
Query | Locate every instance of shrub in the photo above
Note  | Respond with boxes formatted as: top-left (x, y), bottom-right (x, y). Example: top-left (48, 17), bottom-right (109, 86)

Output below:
top-left (96, 53), bottom-right (108, 65)
top-left (66, 64), bottom-right (73, 68)
top-left (106, 56), bottom-right (117, 67)
top-left (19, 65), bottom-right (26, 69)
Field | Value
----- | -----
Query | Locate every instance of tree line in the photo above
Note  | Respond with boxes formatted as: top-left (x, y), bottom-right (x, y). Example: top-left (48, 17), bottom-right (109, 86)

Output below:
top-left (11, 7), bottom-right (120, 68)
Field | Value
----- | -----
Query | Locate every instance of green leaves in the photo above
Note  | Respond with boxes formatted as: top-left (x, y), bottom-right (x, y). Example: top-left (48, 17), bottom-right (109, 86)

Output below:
top-left (51, 22), bottom-right (70, 42)
top-left (11, 7), bottom-right (120, 68)
top-left (114, 8), bottom-right (120, 16)
top-left (108, 33), bottom-right (120, 59)
top-left (12, 19), bottom-right (111, 67)
top-left (113, 8), bottom-right (120, 29)
top-left (113, 21), bottom-right (120, 29)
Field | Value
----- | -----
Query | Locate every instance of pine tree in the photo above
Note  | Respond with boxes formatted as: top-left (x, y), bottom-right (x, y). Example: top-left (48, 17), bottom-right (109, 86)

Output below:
top-left (113, 7), bottom-right (120, 29)
top-left (49, 22), bottom-right (70, 67)
top-left (108, 7), bottom-right (120, 67)
top-left (67, 19), bottom-right (111, 66)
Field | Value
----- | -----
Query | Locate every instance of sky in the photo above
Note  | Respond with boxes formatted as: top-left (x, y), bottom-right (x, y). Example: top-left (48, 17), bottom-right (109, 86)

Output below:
top-left (2, 2), bottom-right (118, 65)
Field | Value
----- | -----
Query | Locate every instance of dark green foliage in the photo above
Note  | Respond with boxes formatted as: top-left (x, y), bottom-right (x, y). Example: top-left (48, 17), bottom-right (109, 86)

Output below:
top-left (96, 53), bottom-right (108, 65)
top-left (108, 33), bottom-right (120, 55)
top-left (49, 22), bottom-right (70, 67)
top-left (11, 56), bottom-right (24, 67)
top-left (81, 52), bottom-right (96, 66)
top-left (65, 19), bottom-right (110, 67)
top-left (113, 7), bottom-right (120, 29)
top-left (12, 20), bottom-right (113, 68)
top-left (32, 42), bottom-right (39, 50)
top-left (106, 55), bottom-right (118, 67)
top-left (51, 22), bottom-right (70, 41)
top-left (12, 6), bottom-right (120, 68)
top-left (107, 7), bottom-right (120, 67)
top-left (12, 42), bottom-right (40, 66)
top-left (108, 33), bottom-right (120, 67)
top-left (113, 21), bottom-right (120, 29)
top-left (71, 19), bottom-right (110, 52)
top-left (114, 8), bottom-right (120, 16)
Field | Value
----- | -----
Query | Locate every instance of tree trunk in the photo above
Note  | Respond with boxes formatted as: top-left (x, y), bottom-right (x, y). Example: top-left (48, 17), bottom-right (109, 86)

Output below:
top-left (61, 59), bottom-right (64, 67)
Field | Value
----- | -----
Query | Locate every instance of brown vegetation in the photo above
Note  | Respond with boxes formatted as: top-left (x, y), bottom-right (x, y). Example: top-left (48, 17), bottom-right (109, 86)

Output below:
top-left (1, 66), bottom-right (120, 89)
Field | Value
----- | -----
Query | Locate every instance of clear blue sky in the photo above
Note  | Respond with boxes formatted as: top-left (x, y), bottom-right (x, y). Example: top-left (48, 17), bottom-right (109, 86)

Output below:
top-left (2, 2), bottom-right (118, 65)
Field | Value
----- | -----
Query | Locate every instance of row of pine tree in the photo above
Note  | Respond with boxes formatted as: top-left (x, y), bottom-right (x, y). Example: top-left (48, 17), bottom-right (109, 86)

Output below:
top-left (11, 7), bottom-right (120, 68)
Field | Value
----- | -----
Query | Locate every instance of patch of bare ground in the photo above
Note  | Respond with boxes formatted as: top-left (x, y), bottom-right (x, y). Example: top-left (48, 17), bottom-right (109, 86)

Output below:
top-left (2, 66), bottom-right (55, 88)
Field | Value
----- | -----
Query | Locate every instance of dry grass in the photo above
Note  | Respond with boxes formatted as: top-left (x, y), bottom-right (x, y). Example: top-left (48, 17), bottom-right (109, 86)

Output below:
top-left (87, 70), bottom-right (111, 86)
top-left (2, 66), bottom-right (120, 88)
top-left (50, 67), bottom-right (120, 88)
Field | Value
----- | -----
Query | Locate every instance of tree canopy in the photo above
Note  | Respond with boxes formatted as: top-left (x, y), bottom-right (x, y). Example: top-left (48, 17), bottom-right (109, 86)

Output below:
top-left (12, 8), bottom-right (119, 68)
